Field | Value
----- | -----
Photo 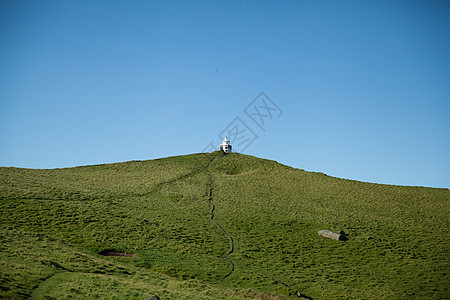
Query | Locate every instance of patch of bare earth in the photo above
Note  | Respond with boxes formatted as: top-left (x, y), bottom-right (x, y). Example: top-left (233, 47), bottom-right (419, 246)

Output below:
top-left (98, 250), bottom-right (138, 257)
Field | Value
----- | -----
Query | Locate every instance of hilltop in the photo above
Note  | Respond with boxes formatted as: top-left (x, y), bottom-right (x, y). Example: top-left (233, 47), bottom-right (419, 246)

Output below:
top-left (1, 151), bottom-right (449, 299)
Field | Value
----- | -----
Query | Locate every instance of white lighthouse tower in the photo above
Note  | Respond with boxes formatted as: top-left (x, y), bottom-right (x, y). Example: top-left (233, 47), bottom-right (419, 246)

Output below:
top-left (219, 136), bottom-right (232, 153)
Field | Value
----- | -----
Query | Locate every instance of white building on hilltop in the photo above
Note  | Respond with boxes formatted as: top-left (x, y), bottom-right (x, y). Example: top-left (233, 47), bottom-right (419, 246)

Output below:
top-left (219, 136), bottom-right (232, 153)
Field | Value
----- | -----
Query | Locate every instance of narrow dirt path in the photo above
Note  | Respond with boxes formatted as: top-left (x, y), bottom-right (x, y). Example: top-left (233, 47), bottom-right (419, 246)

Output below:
top-left (132, 152), bottom-right (237, 281)
top-left (205, 169), bottom-right (236, 282)
top-left (29, 272), bottom-right (64, 299)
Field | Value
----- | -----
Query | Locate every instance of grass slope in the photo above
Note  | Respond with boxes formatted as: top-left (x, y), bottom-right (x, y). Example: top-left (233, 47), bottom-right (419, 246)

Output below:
top-left (1, 152), bottom-right (449, 299)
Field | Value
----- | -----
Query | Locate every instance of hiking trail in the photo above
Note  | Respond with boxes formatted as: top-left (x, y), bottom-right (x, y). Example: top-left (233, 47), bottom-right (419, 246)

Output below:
top-left (205, 164), bottom-right (236, 282)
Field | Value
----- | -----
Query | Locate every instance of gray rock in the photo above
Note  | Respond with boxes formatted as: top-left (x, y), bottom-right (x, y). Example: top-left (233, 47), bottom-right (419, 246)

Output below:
top-left (318, 230), bottom-right (346, 241)
top-left (143, 296), bottom-right (160, 300)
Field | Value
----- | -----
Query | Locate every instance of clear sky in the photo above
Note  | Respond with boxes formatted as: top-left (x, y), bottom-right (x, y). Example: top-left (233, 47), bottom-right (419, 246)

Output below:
top-left (1, 0), bottom-right (449, 188)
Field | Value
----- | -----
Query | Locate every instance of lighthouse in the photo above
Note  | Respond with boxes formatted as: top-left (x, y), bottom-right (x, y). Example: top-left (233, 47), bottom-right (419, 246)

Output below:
top-left (219, 136), bottom-right (232, 153)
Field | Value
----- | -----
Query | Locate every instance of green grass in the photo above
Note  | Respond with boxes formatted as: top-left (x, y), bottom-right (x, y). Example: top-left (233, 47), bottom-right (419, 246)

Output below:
top-left (0, 224), bottom-right (284, 299)
top-left (1, 151), bottom-right (449, 299)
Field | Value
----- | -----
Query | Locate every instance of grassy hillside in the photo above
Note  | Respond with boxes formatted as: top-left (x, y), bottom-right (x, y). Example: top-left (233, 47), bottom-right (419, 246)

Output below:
top-left (1, 152), bottom-right (449, 299)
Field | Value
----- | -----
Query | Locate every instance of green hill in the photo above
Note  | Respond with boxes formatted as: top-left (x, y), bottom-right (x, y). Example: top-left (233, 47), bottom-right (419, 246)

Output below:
top-left (1, 151), bottom-right (449, 299)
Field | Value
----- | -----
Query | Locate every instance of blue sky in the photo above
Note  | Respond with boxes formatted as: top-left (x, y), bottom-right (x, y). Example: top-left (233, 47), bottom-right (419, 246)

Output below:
top-left (1, 0), bottom-right (449, 188)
